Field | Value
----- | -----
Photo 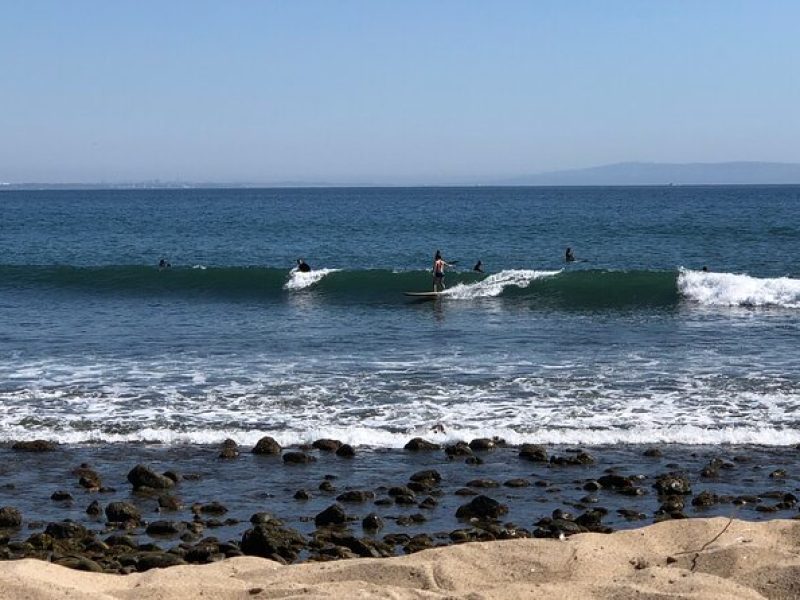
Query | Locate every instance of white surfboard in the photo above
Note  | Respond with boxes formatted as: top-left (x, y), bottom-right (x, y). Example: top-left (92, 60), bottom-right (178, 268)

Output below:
top-left (404, 291), bottom-right (443, 298)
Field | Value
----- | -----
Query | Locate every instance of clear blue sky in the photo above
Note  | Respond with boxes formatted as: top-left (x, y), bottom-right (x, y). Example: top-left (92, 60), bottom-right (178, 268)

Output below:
top-left (1, 1), bottom-right (798, 184)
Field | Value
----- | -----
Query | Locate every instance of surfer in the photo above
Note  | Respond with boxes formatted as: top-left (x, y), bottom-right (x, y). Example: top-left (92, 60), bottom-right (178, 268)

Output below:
top-left (432, 250), bottom-right (452, 292)
top-left (158, 258), bottom-right (171, 269)
top-left (565, 247), bottom-right (575, 263)
top-left (296, 259), bottom-right (311, 273)
top-left (473, 260), bottom-right (483, 273)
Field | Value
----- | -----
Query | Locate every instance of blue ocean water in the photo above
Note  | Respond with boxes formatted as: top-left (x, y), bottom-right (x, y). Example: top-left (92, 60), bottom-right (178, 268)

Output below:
top-left (1, 186), bottom-right (799, 446)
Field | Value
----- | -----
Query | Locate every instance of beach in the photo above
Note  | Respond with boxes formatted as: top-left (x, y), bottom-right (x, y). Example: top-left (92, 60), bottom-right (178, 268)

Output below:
top-left (2, 517), bottom-right (799, 599)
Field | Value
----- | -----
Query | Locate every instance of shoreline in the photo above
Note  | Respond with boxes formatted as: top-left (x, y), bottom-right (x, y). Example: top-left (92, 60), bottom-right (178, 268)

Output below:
top-left (2, 436), bottom-right (800, 578)
top-left (2, 517), bottom-right (798, 599)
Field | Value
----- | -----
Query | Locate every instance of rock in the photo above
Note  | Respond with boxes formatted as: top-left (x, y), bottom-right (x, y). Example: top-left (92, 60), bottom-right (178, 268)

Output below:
top-left (336, 490), bottom-right (374, 503)
top-left (127, 465), bottom-right (174, 490)
top-left (455, 495), bottom-right (509, 520)
top-left (643, 448), bottom-right (663, 457)
top-left (282, 452), bottom-right (316, 464)
top-left (184, 542), bottom-right (221, 563)
top-left (252, 436), bottom-right (282, 455)
top-left (145, 521), bottom-right (184, 536)
top-left (53, 556), bottom-right (104, 572)
top-left (105, 501), bottom-right (142, 524)
top-left (504, 478), bottom-right (531, 488)
top-left (250, 512), bottom-right (282, 526)
top-left (455, 487), bottom-right (478, 496)
top-left (11, 440), bottom-right (56, 452)
top-left (318, 480), bottom-right (335, 492)
top-left (240, 523), bottom-right (306, 562)
top-left (445, 442), bottom-right (473, 457)
top-left (519, 444), bottom-right (548, 462)
top-left (597, 474), bottom-right (634, 490)
top-left (0, 507), bottom-right (22, 528)
top-left (691, 491), bottom-right (719, 507)
top-left (44, 520), bottom-right (89, 540)
top-left (467, 479), bottom-right (499, 488)
top-left (659, 496), bottom-right (685, 513)
top-left (193, 501), bottom-right (228, 515)
top-left (388, 486), bottom-right (415, 498)
top-left (293, 490), bottom-right (311, 500)
top-left (312, 439), bottom-right (342, 452)
top-left (163, 471), bottom-right (181, 482)
top-left (469, 438), bottom-right (496, 451)
top-left (654, 472), bottom-right (692, 495)
top-left (465, 456), bottom-right (484, 465)
top-left (158, 495), bottom-right (182, 511)
top-left (314, 504), bottom-right (347, 527)
top-left (770, 469), bottom-right (787, 479)
top-left (104, 534), bottom-right (138, 548)
top-left (575, 510), bottom-right (605, 527)
top-left (78, 469), bottom-right (102, 490)
top-left (85, 500), bottom-right (102, 517)
top-left (404, 437), bottom-right (441, 451)
top-left (617, 509), bottom-right (647, 520)
top-left (550, 451), bottom-right (595, 466)
top-left (419, 497), bottom-right (438, 509)
top-left (404, 534), bottom-right (435, 554)
top-left (135, 551), bottom-right (188, 571)
top-left (219, 438), bottom-right (239, 459)
top-left (410, 469), bottom-right (442, 484)
top-left (336, 444), bottom-right (356, 458)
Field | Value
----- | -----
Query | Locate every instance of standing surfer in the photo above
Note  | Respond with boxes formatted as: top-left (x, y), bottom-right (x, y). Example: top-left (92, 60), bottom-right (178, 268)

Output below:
top-left (565, 247), bottom-right (575, 263)
top-left (296, 259), bottom-right (312, 273)
top-left (432, 250), bottom-right (452, 292)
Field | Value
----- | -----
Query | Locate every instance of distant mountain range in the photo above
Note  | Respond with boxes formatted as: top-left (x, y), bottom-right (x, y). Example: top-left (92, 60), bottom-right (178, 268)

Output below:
top-left (506, 161), bottom-right (800, 186)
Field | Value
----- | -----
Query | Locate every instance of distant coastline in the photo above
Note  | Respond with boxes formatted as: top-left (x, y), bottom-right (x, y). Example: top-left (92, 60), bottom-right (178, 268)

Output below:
top-left (3, 161), bottom-right (800, 189)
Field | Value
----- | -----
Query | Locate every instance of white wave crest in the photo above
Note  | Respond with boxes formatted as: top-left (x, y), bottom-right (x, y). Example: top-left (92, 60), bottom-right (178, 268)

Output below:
top-left (444, 269), bottom-right (561, 299)
top-left (678, 268), bottom-right (800, 308)
top-left (283, 268), bottom-right (340, 290)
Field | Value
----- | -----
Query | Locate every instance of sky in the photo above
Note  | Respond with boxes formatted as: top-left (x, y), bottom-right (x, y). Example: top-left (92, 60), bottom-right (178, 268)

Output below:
top-left (1, 1), bottom-right (799, 184)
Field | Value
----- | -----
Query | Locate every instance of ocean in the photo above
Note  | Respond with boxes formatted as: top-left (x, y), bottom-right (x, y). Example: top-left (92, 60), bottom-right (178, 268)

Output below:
top-left (2, 185), bottom-right (800, 548)
top-left (2, 186), bottom-right (799, 447)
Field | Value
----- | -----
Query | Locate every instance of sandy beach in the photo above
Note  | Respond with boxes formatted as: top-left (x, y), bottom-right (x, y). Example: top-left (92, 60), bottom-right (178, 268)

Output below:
top-left (2, 517), bottom-right (798, 599)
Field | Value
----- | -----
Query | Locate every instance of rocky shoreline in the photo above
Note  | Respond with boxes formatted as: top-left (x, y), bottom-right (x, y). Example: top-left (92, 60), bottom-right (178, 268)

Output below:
top-left (2, 436), bottom-right (799, 574)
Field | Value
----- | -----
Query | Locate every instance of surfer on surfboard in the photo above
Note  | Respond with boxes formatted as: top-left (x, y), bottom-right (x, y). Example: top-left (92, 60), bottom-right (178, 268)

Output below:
top-left (432, 250), bottom-right (452, 292)
top-left (296, 258), bottom-right (311, 273)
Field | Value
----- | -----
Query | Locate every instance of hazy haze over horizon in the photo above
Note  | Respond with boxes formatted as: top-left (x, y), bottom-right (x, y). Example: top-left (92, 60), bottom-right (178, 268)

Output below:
top-left (1, 1), bottom-right (799, 185)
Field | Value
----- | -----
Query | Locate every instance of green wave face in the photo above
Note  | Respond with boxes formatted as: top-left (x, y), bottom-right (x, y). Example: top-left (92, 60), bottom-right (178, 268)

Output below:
top-left (0, 265), bottom-right (681, 309)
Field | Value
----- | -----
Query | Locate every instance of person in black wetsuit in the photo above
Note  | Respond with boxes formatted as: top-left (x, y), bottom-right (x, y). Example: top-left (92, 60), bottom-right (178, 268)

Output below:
top-left (473, 260), bottom-right (483, 273)
top-left (565, 247), bottom-right (576, 263)
top-left (296, 259), bottom-right (311, 273)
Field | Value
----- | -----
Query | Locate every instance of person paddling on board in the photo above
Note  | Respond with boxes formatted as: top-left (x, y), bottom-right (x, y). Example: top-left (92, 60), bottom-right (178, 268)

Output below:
top-left (432, 250), bottom-right (452, 292)
top-left (565, 247), bottom-right (576, 263)
top-left (296, 258), bottom-right (311, 273)
top-left (473, 260), bottom-right (483, 273)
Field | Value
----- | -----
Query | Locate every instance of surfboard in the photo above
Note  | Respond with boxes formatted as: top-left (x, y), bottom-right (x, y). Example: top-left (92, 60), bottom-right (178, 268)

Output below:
top-left (404, 291), bottom-right (443, 298)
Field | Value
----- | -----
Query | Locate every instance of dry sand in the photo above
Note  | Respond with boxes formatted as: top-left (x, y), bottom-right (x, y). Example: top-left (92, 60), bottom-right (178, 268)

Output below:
top-left (2, 517), bottom-right (799, 599)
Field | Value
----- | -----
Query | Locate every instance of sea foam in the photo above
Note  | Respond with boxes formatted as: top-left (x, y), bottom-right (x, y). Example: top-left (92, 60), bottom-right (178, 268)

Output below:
top-left (283, 268), bottom-right (341, 290)
top-left (678, 268), bottom-right (800, 308)
top-left (443, 269), bottom-right (561, 299)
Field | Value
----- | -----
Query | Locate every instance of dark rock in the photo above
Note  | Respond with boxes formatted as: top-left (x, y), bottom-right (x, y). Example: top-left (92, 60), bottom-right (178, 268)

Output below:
top-left (455, 495), bottom-right (509, 520)
top-left (44, 520), bottom-right (89, 540)
top-left (336, 444), bottom-right (356, 458)
top-left (388, 486), bottom-right (415, 498)
top-left (11, 440), bottom-right (56, 452)
top-left (445, 442), bottom-right (473, 457)
top-left (659, 496), bottom-right (685, 512)
top-left (410, 469), bottom-right (442, 484)
top-left (136, 551), bottom-right (188, 571)
top-left (362, 513), bottom-right (384, 531)
top-left (691, 491), bottom-right (719, 507)
top-left (85, 500), bottom-right (102, 517)
top-left (770, 469), bottom-right (787, 479)
top-left (240, 523), bottom-right (306, 562)
top-left (146, 521), bottom-right (184, 536)
top-left (617, 509), bottom-right (647, 520)
top-left (465, 456), bottom-right (484, 465)
top-left (252, 436), bottom-right (282, 455)
top-left (575, 510), bottom-right (605, 527)
top-left (53, 556), bottom-right (104, 572)
top-left (455, 488), bottom-right (478, 496)
top-left (336, 490), bottom-right (374, 503)
top-left (550, 451), bottom-right (595, 466)
top-left (419, 497), bottom-right (438, 510)
top-left (104, 534), bottom-right (137, 548)
top-left (78, 469), bottom-right (102, 490)
top-left (106, 501), bottom-right (142, 523)
top-left (219, 438), bottom-right (240, 459)
top-left (314, 504), bottom-right (347, 527)
top-left (312, 439), bottom-right (342, 452)
top-left (282, 452), bottom-right (316, 464)
top-left (519, 444), bottom-right (548, 462)
top-left (0, 507), bottom-right (22, 528)
top-left (51, 490), bottom-right (73, 502)
top-left (127, 464), bottom-right (175, 490)
top-left (467, 479), bottom-right (499, 488)
top-left (404, 534), bottom-right (434, 554)
top-left (598, 474), bottom-right (634, 491)
top-left (193, 502), bottom-right (228, 515)
top-left (469, 438), bottom-right (496, 451)
top-left (504, 478), bottom-right (531, 488)
top-left (394, 494), bottom-right (417, 505)
top-left (654, 472), bottom-right (692, 495)
top-left (643, 448), bottom-right (663, 458)
top-left (185, 542), bottom-right (221, 563)
top-left (158, 495), bottom-right (182, 511)
top-left (250, 512), bottom-right (282, 526)
top-left (404, 437), bottom-right (440, 451)
top-left (373, 498), bottom-right (392, 506)
top-left (293, 490), bottom-right (311, 500)
top-left (163, 471), bottom-right (181, 482)
top-left (318, 481), bottom-right (336, 492)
